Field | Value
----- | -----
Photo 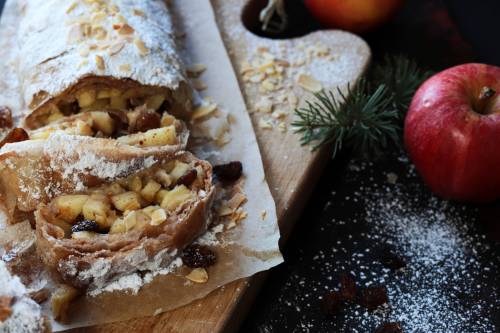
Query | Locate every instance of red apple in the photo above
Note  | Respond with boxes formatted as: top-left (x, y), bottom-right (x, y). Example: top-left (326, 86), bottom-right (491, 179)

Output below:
top-left (405, 63), bottom-right (500, 202)
top-left (304, 0), bottom-right (403, 34)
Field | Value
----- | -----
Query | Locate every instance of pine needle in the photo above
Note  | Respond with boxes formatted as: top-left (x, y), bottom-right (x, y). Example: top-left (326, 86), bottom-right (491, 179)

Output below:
top-left (293, 54), bottom-right (430, 159)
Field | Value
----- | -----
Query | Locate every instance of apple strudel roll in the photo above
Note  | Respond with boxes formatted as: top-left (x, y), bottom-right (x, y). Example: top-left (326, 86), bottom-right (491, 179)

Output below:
top-left (18, 0), bottom-right (192, 129)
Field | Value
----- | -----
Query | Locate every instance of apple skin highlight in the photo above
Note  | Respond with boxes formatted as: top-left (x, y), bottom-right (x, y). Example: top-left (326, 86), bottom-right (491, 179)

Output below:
top-left (405, 63), bottom-right (500, 202)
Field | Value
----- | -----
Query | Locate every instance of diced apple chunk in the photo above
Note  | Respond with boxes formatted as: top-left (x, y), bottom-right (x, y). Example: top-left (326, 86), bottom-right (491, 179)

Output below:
top-left (111, 191), bottom-right (142, 211)
top-left (154, 169), bottom-right (172, 187)
top-left (51, 285), bottom-right (79, 322)
top-left (90, 112), bottom-right (115, 135)
top-left (77, 90), bottom-right (97, 108)
top-left (169, 161), bottom-right (190, 181)
top-left (117, 126), bottom-right (177, 147)
top-left (160, 113), bottom-right (176, 127)
top-left (140, 180), bottom-right (161, 202)
top-left (71, 231), bottom-right (98, 240)
top-left (82, 198), bottom-right (110, 227)
top-left (155, 189), bottom-right (168, 204)
top-left (150, 208), bottom-right (167, 226)
top-left (160, 185), bottom-right (193, 212)
top-left (109, 218), bottom-right (126, 234)
top-left (127, 176), bottom-right (142, 192)
top-left (106, 183), bottom-right (125, 195)
top-left (110, 95), bottom-right (127, 109)
top-left (54, 194), bottom-right (89, 222)
top-left (146, 94), bottom-right (166, 111)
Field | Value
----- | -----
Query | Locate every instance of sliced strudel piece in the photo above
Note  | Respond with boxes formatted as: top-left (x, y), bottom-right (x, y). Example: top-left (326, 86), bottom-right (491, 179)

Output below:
top-left (35, 152), bottom-right (214, 289)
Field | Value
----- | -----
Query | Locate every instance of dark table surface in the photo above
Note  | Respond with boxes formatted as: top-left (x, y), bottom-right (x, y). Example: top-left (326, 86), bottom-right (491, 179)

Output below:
top-left (240, 0), bottom-right (500, 332)
top-left (0, 0), bottom-right (498, 332)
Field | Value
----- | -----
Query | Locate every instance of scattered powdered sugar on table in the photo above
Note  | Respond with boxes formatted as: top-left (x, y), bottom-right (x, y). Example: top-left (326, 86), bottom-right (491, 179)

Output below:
top-left (246, 153), bottom-right (499, 332)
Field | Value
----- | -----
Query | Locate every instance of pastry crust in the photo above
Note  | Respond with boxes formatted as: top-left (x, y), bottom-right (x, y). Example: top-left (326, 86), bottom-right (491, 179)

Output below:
top-left (18, 0), bottom-right (192, 128)
top-left (35, 152), bottom-right (214, 289)
top-left (0, 133), bottom-right (188, 223)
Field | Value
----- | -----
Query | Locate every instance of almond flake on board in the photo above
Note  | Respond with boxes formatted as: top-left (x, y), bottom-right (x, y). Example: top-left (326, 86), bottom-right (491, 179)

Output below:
top-left (255, 97), bottom-right (273, 113)
top-left (297, 74), bottom-right (322, 92)
top-left (192, 79), bottom-right (207, 91)
top-left (186, 63), bottom-right (207, 77)
top-left (258, 118), bottom-right (273, 130)
top-left (192, 101), bottom-right (217, 121)
top-left (0, 296), bottom-right (13, 322)
top-left (118, 24), bottom-right (135, 35)
top-left (185, 268), bottom-right (208, 283)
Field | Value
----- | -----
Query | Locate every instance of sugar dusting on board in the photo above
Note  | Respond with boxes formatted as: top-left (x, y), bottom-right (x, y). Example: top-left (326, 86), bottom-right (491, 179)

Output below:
top-left (248, 154), bottom-right (499, 332)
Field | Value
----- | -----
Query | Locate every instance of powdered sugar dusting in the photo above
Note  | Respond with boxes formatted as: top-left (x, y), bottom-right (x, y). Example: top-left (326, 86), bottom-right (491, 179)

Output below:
top-left (246, 153), bottom-right (499, 332)
top-left (0, 261), bottom-right (47, 333)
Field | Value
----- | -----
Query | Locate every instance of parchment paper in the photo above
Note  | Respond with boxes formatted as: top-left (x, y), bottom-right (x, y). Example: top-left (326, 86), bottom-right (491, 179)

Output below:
top-left (0, 0), bottom-right (283, 330)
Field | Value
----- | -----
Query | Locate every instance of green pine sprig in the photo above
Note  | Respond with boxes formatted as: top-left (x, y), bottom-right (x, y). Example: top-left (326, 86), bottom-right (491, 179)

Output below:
top-left (293, 54), bottom-right (431, 159)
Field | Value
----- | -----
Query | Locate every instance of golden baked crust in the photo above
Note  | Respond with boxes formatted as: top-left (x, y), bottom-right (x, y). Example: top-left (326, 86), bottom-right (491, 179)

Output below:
top-left (35, 152), bottom-right (214, 289)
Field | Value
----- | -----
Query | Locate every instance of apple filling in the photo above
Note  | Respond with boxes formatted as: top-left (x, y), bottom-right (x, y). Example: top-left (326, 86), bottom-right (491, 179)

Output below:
top-left (42, 85), bottom-right (170, 126)
top-left (29, 108), bottom-right (183, 148)
top-left (45, 159), bottom-right (206, 239)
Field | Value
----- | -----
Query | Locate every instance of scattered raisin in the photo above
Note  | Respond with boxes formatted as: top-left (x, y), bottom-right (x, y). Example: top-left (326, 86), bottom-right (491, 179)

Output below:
top-left (339, 272), bottom-right (357, 302)
top-left (133, 110), bottom-right (161, 133)
top-left (0, 128), bottom-right (29, 148)
top-left (71, 220), bottom-right (99, 233)
top-left (374, 322), bottom-right (403, 333)
top-left (321, 291), bottom-right (343, 316)
top-left (176, 169), bottom-right (197, 187)
top-left (358, 286), bottom-right (389, 310)
top-left (380, 250), bottom-right (406, 270)
top-left (213, 161), bottom-right (243, 183)
top-left (181, 244), bottom-right (216, 268)
top-left (0, 106), bottom-right (13, 128)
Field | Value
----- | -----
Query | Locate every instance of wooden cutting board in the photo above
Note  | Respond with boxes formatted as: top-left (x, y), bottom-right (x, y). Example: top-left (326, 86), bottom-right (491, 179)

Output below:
top-left (78, 0), bottom-right (370, 332)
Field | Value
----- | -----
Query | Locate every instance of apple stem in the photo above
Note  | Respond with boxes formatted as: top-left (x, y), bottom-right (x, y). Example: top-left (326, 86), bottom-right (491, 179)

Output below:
top-left (475, 86), bottom-right (497, 115)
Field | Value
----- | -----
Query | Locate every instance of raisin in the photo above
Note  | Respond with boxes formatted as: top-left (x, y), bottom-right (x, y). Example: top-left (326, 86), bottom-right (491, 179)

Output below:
top-left (0, 106), bottom-right (13, 128)
top-left (133, 110), bottom-right (161, 133)
top-left (213, 161), bottom-right (242, 183)
top-left (181, 245), bottom-right (216, 268)
top-left (321, 291), bottom-right (343, 316)
top-left (380, 250), bottom-right (406, 270)
top-left (0, 128), bottom-right (29, 148)
top-left (374, 322), bottom-right (403, 333)
top-left (339, 272), bottom-right (357, 302)
top-left (71, 220), bottom-right (99, 233)
top-left (176, 169), bottom-right (197, 187)
top-left (358, 286), bottom-right (389, 310)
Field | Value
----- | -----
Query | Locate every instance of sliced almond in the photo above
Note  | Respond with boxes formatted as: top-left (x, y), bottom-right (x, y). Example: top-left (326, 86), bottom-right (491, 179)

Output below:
top-left (192, 79), bottom-right (207, 91)
top-left (185, 268), bottom-right (208, 283)
top-left (192, 102), bottom-right (217, 121)
top-left (118, 24), bottom-right (134, 35)
top-left (95, 55), bottom-right (105, 71)
top-left (66, 2), bottom-right (78, 14)
top-left (255, 97), bottom-right (273, 113)
top-left (109, 41), bottom-right (126, 56)
top-left (119, 64), bottom-right (131, 73)
top-left (186, 63), bottom-right (207, 78)
top-left (134, 38), bottom-right (149, 56)
top-left (297, 74), bottom-right (322, 92)
top-left (258, 118), bottom-right (273, 130)
top-left (133, 9), bottom-right (146, 17)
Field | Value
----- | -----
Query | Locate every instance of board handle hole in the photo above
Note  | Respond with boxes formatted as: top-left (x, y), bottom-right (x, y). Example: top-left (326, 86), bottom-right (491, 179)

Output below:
top-left (241, 0), bottom-right (320, 39)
